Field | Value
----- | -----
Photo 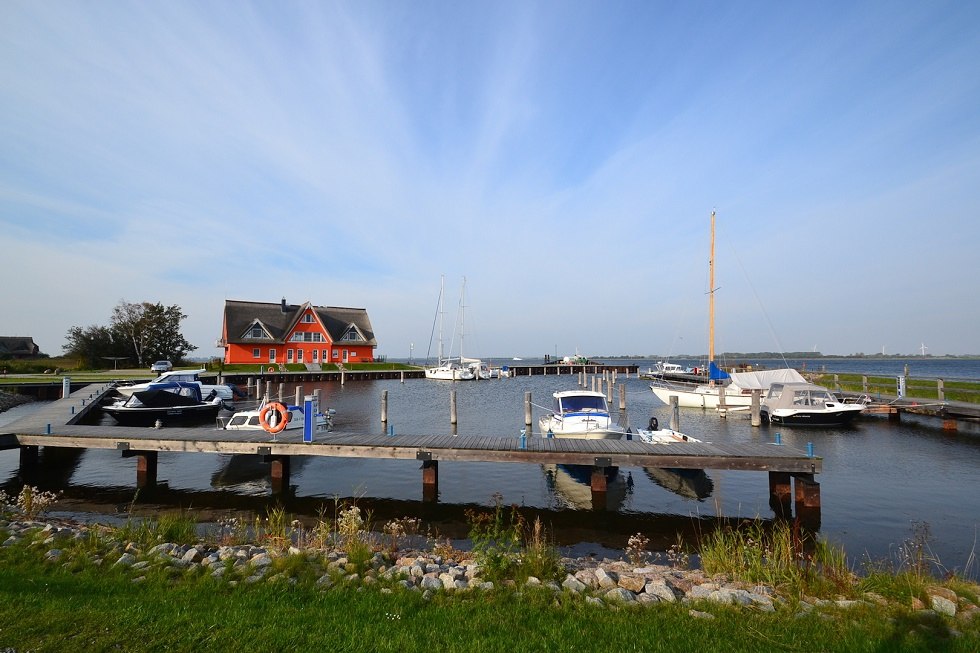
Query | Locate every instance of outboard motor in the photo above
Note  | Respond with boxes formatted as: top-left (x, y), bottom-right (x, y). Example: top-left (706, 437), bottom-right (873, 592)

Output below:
top-left (648, 416), bottom-right (659, 431)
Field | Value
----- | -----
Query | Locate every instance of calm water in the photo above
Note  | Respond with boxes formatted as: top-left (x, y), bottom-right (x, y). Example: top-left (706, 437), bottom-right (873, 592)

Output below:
top-left (2, 364), bottom-right (979, 570)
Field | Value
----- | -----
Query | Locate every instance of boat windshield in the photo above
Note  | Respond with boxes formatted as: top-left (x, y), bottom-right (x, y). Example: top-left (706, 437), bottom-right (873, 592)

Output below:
top-left (791, 389), bottom-right (835, 406)
top-left (559, 395), bottom-right (607, 413)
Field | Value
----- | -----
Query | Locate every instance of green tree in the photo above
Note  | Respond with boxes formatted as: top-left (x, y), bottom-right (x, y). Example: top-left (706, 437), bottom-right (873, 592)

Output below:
top-left (62, 325), bottom-right (120, 369)
top-left (110, 300), bottom-right (196, 367)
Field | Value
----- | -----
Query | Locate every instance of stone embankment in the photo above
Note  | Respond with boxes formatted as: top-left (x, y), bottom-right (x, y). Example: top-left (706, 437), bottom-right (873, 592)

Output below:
top-left (2, 516), bottom-right (979, 625)
top-left (0, 390), bottom-right (33, 414)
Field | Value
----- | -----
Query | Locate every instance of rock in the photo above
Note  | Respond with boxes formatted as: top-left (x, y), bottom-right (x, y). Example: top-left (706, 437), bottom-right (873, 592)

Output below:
top-left (419, 576), bottom-right (442, 591)
top-left (181, 548), bottom-right (204, 564)
top-left (44, 549), bottom-right (62, 562)
top-left (689, 609), bottom-right (715, 619)
top-left (643, 580), bottom-right (677, 603)
top-left (562, 575), bottom-right (587, 593)
top-left (604, 587), bottom-right (636, 603)
top-left (595, 567), bottom-right (619, 590)
top-left (930, 595), bottom-right (957, 617)
top-left (574, 569), bottom-right (599, 589)
top-left (114, 553), bottom-right (137, 567)
top-left (617, 574), bottom-right (647, 593)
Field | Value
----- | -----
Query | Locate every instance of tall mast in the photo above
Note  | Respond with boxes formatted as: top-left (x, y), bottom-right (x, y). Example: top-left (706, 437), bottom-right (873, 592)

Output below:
top-left (437, 274), bottom-right (445, 364)
top-left (708, 210), bottom-right (716, 381)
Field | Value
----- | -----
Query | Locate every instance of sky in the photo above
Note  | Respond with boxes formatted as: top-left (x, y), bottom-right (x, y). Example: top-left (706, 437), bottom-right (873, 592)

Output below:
top-left (2, 1), bottom-right (979, 360)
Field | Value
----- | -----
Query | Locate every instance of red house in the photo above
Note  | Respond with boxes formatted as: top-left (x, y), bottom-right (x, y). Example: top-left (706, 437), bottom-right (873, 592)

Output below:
top-left (220, 298), bottom-right (377, 366)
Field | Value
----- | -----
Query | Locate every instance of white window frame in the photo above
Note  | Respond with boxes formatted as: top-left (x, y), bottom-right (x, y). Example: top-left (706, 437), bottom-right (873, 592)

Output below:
top-left (252, 348), bottom-right (261, 358)
top-left (287, 349), bottom-right (294, 363)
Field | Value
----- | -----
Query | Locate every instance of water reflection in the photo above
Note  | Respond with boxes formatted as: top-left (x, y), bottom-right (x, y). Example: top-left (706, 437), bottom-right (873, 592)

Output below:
top-left (644, 468), bottom-right (713, 501)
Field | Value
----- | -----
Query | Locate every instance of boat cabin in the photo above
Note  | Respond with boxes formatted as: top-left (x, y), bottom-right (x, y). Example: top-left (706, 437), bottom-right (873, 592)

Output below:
top-left (765, 382), bottom-right (839, 409)
top-left (553, 391), bottom-right (609, 415)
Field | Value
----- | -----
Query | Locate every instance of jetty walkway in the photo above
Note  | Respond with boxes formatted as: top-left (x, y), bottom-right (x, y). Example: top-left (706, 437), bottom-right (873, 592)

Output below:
top-left (1, 382), bottom-right (822, 522)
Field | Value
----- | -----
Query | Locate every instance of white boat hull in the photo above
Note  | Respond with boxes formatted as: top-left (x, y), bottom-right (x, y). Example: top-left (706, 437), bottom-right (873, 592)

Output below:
top-left (425, 365), bottom-right (475, 381)
top-left (649, 383), bottom-right (752, 409)
top-left (537, 415), bottom-right (625, 440)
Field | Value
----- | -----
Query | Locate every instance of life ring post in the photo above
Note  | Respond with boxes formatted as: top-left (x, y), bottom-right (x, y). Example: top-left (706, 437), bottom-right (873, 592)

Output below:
top-left (259, 402), bottom-right (289, 434)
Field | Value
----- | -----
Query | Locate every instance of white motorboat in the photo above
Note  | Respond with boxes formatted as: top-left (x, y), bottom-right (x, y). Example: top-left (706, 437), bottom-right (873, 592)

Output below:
top-left (115, 368), bottom-right (237, 400)
top-left (537, 390), bottom-right (625, 439)
top-left (219, 401), bottom-right (335, 431)
top-left (760, 382), bottom-right (866, 426)
top-left (634, 416), bottom-right (701, 443)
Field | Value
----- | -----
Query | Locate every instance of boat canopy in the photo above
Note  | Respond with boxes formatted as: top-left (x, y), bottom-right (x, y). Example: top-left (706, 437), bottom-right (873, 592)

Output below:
top-left (728, 368), bottom-right (807, 391)
top-left (764, 382), bottom-right (837, 410)
top-left (708, 361), bottom-right (730, 381)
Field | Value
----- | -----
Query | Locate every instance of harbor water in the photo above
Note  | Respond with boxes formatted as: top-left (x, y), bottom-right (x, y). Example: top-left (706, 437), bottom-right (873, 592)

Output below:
top-left (2, 360), bottom-right (979, 572)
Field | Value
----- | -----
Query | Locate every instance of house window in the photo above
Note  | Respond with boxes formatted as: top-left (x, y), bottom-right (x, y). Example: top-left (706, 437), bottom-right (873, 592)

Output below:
top-left (322, 349), bottom-right (328, 361)
top-left (342, 330), bottom-right (361, 342)
top-left (303, 314), bottom-right (314, 323)
top-left (291, 333), bottom-right (303, 341)
top-left (247, 325), bottom-right (265, 338)
top-left (252, 348), bottom-right (261, 358)
top-left (343, 349), bottom-right (349, 363)
top-left (350, 351), bottom-right (357, 358)
top-left (269, 349), bottom-right (277, 363)
top-left (297, 349), bottom-right (304, 362)
top-left (312, 349), bottom-right (319, 362)
top-left (287, 349), bottom-right (294, 362)
top-left (332, 351), bottom-right (339, 359)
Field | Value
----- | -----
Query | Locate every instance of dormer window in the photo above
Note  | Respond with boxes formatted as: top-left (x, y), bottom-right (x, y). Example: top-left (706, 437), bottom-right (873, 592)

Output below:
top-left (341, 328), bottom-right (362, 342)
top-left (303, 313), bottom-right (314, 323)
top-left (243, 322), bottom-right (271, 339)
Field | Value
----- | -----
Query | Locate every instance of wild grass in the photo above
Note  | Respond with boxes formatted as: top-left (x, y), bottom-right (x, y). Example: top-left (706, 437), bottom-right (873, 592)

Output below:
top-left (466, 493), bottom-right (563, 583)
top-left (698, 519), bottom-right (854, 598)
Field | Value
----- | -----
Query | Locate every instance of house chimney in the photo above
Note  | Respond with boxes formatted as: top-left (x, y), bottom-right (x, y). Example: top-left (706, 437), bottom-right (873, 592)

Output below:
top-left (281, 297), bottom-right (287, 313)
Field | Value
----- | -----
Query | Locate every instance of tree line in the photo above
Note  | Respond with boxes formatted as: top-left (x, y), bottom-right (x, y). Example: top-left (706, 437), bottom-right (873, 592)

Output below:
top-left (63, 300), bottom-right (197, 369)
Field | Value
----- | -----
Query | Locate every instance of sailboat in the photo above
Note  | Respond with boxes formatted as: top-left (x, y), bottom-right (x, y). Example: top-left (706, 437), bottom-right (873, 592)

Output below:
top-left (424, 276), bottom-right (475, 381)
top-left (649, 211), bottom-right (804, 408)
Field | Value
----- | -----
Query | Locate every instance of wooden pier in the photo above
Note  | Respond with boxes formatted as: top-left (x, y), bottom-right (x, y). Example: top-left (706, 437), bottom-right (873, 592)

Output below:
top-left (1, 383), bottom-right (822, 522)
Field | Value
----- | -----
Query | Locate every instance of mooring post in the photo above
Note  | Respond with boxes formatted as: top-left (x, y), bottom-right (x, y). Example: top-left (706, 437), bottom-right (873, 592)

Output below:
top-left (278, 383), bottom-right (285, 402)
top-left (793, 473), bottom-right (821, 529)
top-left (524, 392), bottom-right (532, 428)
top-left (938, 379), bottom-right (945, 401)
top-left (18, 445), bottom-right (39, 479)
top-left (450, 390), bottom-right (458, 424)
top-left (618, 384), bottom-right (626, 411)
top-left (381, 389), bottom-right (388, 424)
top-left (295, 386), bottom-right (302, 406)
top-left (270, 456), bottom-right (291, 494)
top-left (862, 375), bottom-right (868, 393)
top-left (751, 389), bottom-right (761, 427)
top-left (768, 471), bottom-right (792, 518)
top-left (590, 466), bottom-right (608, 511)
top-left (400, 371), bottom-right (405, 383)
top-left (670, 396), bottom-right (680, 431)
top-left (421, 459), bottom-right (438, 502)
top-left (606, 378), bottom-right (613, 403)
top-left (718, 385), bottom-right (727, 411)
top-left (135, 451), bottom-right (158, 488)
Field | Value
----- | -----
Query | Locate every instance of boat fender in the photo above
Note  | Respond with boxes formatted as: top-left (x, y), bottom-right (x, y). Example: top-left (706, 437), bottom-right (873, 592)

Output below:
top-left (648, 416), bottom-right (659, 431)
top-left (259, 402), bottom-right (289, 434)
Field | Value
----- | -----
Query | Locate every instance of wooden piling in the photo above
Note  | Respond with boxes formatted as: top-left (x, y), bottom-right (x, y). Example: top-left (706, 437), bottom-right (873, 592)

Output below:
top-left (450, 390), bottom-right (457, 424)
top-left (793, 473), bottom-right (821, 529)
top-left (270, 456), bottom-right (290, 494)
top-left (381, 390), bottom-right (388, 424)
top-left (768, 471), bottom-right (792, 518)
top-left (278, 383), bottom-right (285, 402)
top-left (618, 384), bottom-right (626, 411)
top-left (295, 386), bottom-right (302, 406)
top-left (422, 460), bottom-right (438, 502)
top-left (670, 396), bottom-right (680, 431)
top-left (135, 451), bottom-right (158, 488)
top-left (751, 389), bottom-right (761, 427)
top-left (524, 392), bottom-right (532, 428)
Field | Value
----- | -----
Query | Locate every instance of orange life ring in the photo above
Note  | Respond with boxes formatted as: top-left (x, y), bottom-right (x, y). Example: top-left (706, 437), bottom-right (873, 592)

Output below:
top-left (259, 402), bottom-right (289, 434)
top-left (267, 366), bottom-right (275, 372)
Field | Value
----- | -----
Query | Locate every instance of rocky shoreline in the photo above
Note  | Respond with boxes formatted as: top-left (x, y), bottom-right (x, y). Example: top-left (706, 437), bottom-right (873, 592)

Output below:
top-left (2, 514), bottom-right (978, 628)
top-left (0, 390), bottom-right (33, 414)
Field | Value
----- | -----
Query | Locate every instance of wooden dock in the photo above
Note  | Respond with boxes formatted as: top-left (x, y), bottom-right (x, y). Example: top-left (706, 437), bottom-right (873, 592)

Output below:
top-left (0, 383), bottom-right (822, 521)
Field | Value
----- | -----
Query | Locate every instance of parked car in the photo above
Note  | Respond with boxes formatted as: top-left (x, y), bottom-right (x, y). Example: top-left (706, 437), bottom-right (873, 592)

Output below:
top-left (150, 360), bottom-right (173, 373)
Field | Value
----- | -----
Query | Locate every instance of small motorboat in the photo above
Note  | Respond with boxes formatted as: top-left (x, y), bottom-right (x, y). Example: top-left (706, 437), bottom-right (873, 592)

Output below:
top-left (102, 382), bottom-right (229, 427)
top-left (114, 368), bottom-right (238, 400)
top-left (761, 382), bottom-right (866, 426)
top-left (218, 402), bottom-right (335, 432)
top-left (538, 390), bottom-right (625, 440)
top-left (634, 416), bottom-right (701, 444)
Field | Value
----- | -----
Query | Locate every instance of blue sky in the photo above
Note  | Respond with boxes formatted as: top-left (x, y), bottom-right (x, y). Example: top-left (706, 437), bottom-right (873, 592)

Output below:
top-left (2, 1), bottom-right (979, 359)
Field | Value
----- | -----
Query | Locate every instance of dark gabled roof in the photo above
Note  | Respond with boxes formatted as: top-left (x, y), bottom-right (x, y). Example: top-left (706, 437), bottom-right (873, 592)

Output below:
top-left (0, 336), bottom-right (39, 356)
top-left (223, 300), bottom-right (377, 347)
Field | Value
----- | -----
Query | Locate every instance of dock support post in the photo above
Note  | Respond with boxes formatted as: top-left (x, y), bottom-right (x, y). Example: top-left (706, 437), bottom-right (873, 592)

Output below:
top-left (524, 392), bottom-right (532, 428)
top-left (793, 474), bottom-right (821, 529)
top-left (422, 460), bottom-right (438, 502)
top-left (942, 418), bottom-right (958, 432)
top-left (270, 456), bottom-right (291, 494)
top-left (751, 389), bottom-right (761, 427)
top-left (590, 466), bottom-right (608, 510)
top-left (450, 390), bottom-right (457, 424)
top-left (768, 471), bottom-right (792, 518)
top-left (381, 389), bottom-right (388, 424)
top-left (670, 396), bottom-right (680, 431)
top-left (18, 445), bottom-right (39, 480)
top-left (135, 451), bottom-right (158, 488)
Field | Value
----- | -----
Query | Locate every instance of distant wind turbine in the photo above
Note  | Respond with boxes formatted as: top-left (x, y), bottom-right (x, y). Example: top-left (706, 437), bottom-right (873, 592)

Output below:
top-left (920, 343), bottom-right (928, 356)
